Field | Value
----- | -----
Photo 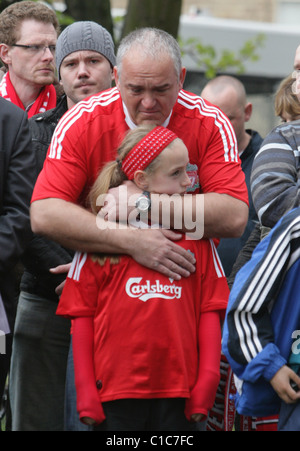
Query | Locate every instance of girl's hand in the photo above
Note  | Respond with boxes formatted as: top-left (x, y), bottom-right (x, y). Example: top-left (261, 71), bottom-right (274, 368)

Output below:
top-left (81, 417), bottom-right (97, 426)
top-left (191, 413), bottom-right (205, 423)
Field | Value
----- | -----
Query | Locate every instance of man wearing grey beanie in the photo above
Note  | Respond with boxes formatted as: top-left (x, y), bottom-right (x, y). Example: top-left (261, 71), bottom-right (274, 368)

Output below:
top-left (56, 21), bottom-right (115, 107)
top-left (9, 21), bottom-right (115, 431)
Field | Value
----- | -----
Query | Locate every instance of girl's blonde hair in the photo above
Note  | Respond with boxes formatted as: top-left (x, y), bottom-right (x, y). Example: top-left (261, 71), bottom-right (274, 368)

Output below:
top-left (89, 124), bottom-right (164, 214)
top-left (89, 124), bottom-right (168, 266)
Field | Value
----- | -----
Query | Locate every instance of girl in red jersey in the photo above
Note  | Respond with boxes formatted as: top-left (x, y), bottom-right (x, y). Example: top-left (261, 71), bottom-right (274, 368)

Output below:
top-left (56, 125), bottom-right (229, 431)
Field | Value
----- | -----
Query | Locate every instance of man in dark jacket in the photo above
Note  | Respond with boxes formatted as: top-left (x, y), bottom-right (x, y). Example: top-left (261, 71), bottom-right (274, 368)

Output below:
top-left (201, 76), bottom-right (264, 432)
top-left (0, 97), bottom-right (35, 429)
top-left (9, 21), bottom-right (115, 431)
top-left (201, 75), bottom-right (263, 277)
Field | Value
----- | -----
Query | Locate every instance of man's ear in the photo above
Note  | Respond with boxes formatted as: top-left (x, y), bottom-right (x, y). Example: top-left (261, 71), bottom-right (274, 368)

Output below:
top-left (111, 67), bottom-right (115, 83)
top-left (133, 170), bottom-right (149, 190)
top-left (0, 44), bottom-right (11, 66)
top-left (244, 102), bottom-right (253, 122)
top-left (179, 67), bottom-right (186, 90)
top-left (113, 66), bottom-right (119, 89)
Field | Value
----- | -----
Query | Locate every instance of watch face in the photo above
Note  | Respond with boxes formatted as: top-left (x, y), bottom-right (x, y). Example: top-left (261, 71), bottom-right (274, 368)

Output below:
top-left (138, 196), bottom-right (151, 212)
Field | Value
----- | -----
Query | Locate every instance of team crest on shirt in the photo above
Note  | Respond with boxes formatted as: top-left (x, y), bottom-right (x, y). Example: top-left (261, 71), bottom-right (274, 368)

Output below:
top-left (186, 163), bottom-right (200, 193)
top-left (125, 278), bottom-right (183, 303)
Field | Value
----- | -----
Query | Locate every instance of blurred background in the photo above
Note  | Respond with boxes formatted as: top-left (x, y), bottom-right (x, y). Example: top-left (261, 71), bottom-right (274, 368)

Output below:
top-left (2, 0), bottom-right (300, 137)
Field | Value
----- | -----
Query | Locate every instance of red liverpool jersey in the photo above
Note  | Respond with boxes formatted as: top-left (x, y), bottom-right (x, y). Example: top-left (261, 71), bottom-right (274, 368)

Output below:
top-left (57, 237), bottom-right (229, 402)
top-left (32, 88), bottom-right (248, 207)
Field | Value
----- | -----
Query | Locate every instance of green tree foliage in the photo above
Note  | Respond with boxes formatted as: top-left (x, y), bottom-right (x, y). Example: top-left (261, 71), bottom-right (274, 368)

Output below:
top-left (179, 33), bottom-right (266, 79)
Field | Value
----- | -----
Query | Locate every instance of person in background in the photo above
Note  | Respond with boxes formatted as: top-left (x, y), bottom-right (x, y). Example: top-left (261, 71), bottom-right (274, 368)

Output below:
top-left (0, 1), bottom-right (59, 116)
top-left (229, 70), bottom-right (300, 288)
top-left (274, 73), bottom-right (300, 123)
top-left (223, 207), bottom-right (300, 431)
top-left (9, 21), bottom-right (115, 432)
top-left (201, 75), bottom-right (268, 431)
top-left (214, 71), bottom-right (300, 431)
top-left (0, 97), bottom-right (35, 430)
top-left (201, 75), bottom-right (263, 278)
top-left (221, 47), bottom-right (300, 432)
top-left (251, 45), bottom-right (300, 234)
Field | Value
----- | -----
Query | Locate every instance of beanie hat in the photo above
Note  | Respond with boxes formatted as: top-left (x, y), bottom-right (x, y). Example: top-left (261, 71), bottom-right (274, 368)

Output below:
top-left (56, 21), bottom-right (116, 78)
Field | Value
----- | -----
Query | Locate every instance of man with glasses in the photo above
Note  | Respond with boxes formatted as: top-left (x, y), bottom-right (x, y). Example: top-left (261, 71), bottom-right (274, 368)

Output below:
top-left (0, 1), bottom-right (59, 117)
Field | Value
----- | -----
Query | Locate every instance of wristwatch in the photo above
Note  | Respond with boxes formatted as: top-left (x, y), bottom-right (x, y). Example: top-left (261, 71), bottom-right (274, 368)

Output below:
top-left (135, 191), bottom-right (151, 214)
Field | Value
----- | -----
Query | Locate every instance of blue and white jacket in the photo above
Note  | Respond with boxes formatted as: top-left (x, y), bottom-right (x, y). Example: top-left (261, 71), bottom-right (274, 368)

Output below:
top-left (222, 208), bottom-right (300, 417)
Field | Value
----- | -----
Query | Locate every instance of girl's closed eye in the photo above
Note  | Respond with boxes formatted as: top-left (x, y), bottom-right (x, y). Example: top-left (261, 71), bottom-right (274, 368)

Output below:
top-left (171, 166), bottom-right (189, 177)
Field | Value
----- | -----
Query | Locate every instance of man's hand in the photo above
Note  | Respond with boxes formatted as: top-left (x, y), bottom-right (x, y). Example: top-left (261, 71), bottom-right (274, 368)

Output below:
top-left (128, 228), bottom-right (196, 281)
top-left (101, 181), bottom-right (141, 222)
top-left (50, 263), bottom-right (72, 296)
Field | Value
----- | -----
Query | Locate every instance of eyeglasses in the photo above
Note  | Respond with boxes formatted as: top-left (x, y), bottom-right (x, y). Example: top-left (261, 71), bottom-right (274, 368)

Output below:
top-left (12, 44), bottom-right (56, 55)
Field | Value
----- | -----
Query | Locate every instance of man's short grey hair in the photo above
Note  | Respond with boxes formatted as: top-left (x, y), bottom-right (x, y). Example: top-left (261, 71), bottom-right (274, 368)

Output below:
top-left (116, 28), bottom-right (182, 80)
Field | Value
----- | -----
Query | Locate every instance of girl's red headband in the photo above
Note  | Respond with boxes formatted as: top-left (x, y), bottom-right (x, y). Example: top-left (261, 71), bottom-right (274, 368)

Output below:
top-left (121, 126), bottom-right (178, 180)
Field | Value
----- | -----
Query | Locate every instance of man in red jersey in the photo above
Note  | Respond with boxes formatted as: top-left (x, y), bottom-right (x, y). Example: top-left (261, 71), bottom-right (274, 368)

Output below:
top-left (31, 28), bottom-right (249, 281)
